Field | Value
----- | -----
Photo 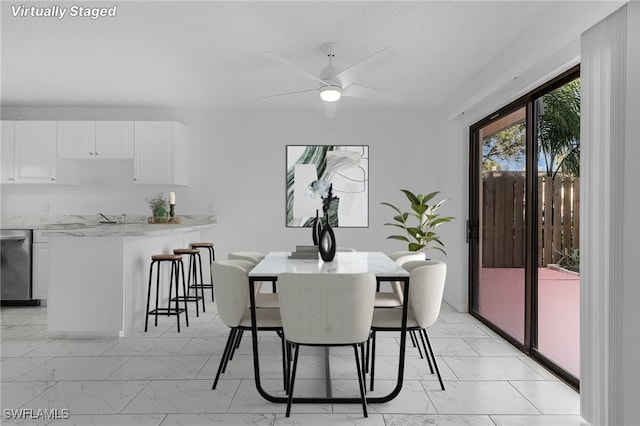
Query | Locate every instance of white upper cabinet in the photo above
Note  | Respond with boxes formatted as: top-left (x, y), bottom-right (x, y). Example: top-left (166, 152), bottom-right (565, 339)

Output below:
top-left (1, 121), bottom-right (15, 183)
top-left (57, 121), bottom-right (95, 159)
top-left (96, 121), bottom-right (134, 159)
top-left (133, 121), bottom-right (188, 185)
top-left (14, 121), bottom-right (58, 183)
top-left (58, 121), bottom-right (133, 159)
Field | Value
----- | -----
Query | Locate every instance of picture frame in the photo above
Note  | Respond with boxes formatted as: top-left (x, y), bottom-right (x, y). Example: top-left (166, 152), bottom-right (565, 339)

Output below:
top-left (286, 145), bottom-right (369, 228)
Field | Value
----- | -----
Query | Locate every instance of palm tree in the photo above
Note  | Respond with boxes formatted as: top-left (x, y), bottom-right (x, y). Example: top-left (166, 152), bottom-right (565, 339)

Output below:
top-left (537, 79), bottom-right (580, 178)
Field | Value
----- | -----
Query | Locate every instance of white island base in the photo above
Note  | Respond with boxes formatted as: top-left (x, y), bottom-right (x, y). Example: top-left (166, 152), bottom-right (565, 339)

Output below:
top-left (47, 224), bottom-right (209, 338)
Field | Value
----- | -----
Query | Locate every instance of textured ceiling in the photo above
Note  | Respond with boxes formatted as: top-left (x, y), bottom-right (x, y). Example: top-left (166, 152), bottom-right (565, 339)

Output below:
top-left (0, 1), bottom-right (604, 110)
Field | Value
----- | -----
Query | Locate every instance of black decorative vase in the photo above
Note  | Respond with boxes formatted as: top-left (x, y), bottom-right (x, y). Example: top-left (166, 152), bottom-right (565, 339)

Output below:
top-left (318, 217), bottom-right (336, 262)
top-left (312, 209), bottom-right (323, 246)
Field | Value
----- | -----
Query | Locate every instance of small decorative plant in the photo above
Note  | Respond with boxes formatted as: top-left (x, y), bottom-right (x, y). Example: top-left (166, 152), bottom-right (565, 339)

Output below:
top-left (145, 192), bottom-right (168, 217)
top-left (382, 189), bottom-right (454, 255)
top-left (554, 247), bottom-right (580, 273)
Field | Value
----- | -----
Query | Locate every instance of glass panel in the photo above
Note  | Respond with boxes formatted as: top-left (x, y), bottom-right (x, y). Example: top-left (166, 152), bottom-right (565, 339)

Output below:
top-left (535, 79), bottom-right (580, 378)
top-left (477, 107), bottom-right (526, 343)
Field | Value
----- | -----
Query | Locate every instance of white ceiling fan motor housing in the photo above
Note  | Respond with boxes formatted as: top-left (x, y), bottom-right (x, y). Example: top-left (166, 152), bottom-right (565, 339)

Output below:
top-left (319, 42), bottom-right (342, 101)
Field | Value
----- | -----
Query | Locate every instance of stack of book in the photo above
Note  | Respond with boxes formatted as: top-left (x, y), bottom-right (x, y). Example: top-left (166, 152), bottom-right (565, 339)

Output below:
top-left (288, 245), bottom-right (319, 259)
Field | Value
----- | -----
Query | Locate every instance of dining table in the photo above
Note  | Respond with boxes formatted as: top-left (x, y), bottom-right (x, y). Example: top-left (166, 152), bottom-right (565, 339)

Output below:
top-left (247, 251), bottom-right (411, 404)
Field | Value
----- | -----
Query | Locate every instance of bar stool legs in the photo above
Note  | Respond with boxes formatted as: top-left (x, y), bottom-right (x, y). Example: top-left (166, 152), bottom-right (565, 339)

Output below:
top-left (190, 242), bottom-right (215, 302)
top-left (174, 249), bottom-right (205, 315)
top-left (145, 254), bottom-right (189, 332)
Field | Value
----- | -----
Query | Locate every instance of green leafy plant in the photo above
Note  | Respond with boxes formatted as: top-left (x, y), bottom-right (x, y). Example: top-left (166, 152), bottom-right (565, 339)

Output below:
top-left (382, 190), bottom-right (454, 255)
top-left (145, 192), bottom-right (168, 215)
top-left (554, 247), bottom-right (580, 272)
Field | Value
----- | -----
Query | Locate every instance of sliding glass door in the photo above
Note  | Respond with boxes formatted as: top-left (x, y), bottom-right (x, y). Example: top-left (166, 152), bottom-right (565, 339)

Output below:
top-left (473, 107), bottom-right (527, 345)
top-left (533, 79), bottom-right (581, 380)
top-left (469, 67), bottom-right (580, 388)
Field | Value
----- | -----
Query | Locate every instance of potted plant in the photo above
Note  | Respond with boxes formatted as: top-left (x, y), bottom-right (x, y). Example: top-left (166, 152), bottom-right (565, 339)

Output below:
top-left (382, 189), bottom-right (454, 255)
top-left (548, 247), bottom-right (580, 275)
top-left (146, 192), bottom-right (169, 223)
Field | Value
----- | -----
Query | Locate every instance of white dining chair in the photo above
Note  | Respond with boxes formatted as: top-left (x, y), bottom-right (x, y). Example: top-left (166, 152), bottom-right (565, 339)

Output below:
top-left (369, 251), bottom-right (427, 368)
top-left (228, 251), bottom-right (278, 308)
top-left (210, 260), bottom-right (286, 390)
top-left (228, 251), bottom-right (265, 264)
top-left (336, 247), bottom-right (357, 252)
top-left (375, 251), bottom-right (426, 307)
top-left (277, 272), bottom-right (377, 417)
top-left (369, 260), bottom-right (447, 391)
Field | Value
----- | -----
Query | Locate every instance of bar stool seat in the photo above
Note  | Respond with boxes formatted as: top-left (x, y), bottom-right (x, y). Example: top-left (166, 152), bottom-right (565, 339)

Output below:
top-left (145, 253), bottom-right (189, 332)
top-left (174, 248), bottom-right (205, 314)
top-left (190, 242), bottom-right (215, 301)
top-left (191, 242), bottom-right (213, 248)
top-left (152, 254), bottom-right (182, 261)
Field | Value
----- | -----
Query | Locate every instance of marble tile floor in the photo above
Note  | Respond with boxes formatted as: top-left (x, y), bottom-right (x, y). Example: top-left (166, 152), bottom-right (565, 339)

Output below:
top-left (0, 303), bottom-right (585, 426)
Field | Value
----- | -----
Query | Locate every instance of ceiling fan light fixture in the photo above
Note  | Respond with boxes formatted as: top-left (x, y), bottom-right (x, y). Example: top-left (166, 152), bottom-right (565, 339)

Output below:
top-left (320, 85), bottom-right (342, 102)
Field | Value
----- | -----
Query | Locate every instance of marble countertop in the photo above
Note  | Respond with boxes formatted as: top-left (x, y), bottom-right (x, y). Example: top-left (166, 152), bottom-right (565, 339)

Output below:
top-left (1, 214), bottom-right (216, 237)
top-left (43, 222), bottom-right (214, 238)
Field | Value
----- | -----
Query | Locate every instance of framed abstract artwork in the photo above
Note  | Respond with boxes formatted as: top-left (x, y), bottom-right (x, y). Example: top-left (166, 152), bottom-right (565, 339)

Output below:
top-left (286, 145), bottom-right (369, 227)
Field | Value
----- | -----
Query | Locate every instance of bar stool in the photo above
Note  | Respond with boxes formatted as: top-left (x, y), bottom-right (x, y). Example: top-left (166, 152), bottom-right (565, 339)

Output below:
top-left (174, 248), bottom-right (205, 313)
top-left (190, 242), bottom-right (215, 301)
top-left (145, 254), bottom-right (189, 332)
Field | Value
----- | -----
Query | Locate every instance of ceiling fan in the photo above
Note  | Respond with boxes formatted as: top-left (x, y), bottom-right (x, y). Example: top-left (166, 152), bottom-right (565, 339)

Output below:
top-left (260, 42), bottom-right (405, 117)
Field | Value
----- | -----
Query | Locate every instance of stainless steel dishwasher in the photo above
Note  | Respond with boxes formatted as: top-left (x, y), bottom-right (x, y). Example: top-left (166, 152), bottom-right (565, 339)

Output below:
top-left (1, 229), bottom-right (39, 306)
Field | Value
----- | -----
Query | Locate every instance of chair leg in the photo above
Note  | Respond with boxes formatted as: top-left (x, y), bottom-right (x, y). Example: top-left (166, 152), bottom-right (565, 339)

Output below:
top-left (286, 344), bottom-right (300, 417)
top-left (370, 330), bottom-right (376, 391)
top-left (154, 262), bottom-right (161, 326)
top-left (411, 330), bottom-right (424, 358)
top-left (208, 248), bottom-right (215, 301)
top-left (229, 329), bottom-right (243, 360)
top-left (360, 343), bottom-right (366, 393)
top-left (409, 328), bottom-right (418, 348)
top-left (353, 344), bottom-right (368, 417)
top-left (418, 328), bottom-right (434, 374)
top-left (365, 334), bottom-right (370, 374)
top-left (221, 329), bottom-right (238, 375)
top-left (284, 341), bottom-right (292, 394)
top-left (144, 261), bottom-right (154, 332)
top-left (177, 259), bottom-right (197, 318)
top-left (171, 261), bottom-right (180, 333)
top-left (280, 331), bottom-right (288, 392)
top-left (423, 329), bottom-right (445, 391)
top-left (196, 252), bottom-right (205, 312)
top-left (212, 329), bottom-right (237, 389)
top-left (178, 260), bottom-right (189, 327)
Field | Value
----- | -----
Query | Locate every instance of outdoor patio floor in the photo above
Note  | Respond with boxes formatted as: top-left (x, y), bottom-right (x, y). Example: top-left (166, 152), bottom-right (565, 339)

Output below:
top-left (478, 267), bottom-right (580, 378)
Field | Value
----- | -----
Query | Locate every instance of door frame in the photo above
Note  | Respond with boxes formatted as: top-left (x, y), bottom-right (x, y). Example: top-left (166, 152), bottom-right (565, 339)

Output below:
top-left (468, 65), bottom-right (580, 390)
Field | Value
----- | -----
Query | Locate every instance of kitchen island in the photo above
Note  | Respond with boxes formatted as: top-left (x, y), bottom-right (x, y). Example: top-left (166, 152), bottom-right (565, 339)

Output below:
top-left (46, 220), bottom-right (214, 338)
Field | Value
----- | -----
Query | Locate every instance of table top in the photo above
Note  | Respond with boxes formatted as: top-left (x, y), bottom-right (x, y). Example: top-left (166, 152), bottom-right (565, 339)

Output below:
top-left (249, 251), bottom-right (409, 278)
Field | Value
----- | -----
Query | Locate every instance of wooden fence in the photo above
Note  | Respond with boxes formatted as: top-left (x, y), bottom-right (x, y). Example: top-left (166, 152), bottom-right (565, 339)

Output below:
top-left (482, 172), bottom-right (580, 268)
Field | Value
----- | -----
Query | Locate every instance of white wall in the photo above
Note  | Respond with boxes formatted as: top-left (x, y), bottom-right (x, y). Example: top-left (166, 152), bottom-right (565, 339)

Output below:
top-left (1, 106), bottom-right (469, 309)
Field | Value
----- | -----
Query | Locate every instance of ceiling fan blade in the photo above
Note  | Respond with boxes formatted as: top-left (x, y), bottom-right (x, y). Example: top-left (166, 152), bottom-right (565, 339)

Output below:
top-left (332, 47), bottom-right (397, 88)
top-left (342, 84), bottom-right (405, 102)
top-left (257, 88), bottom-right (318, 101)
top-left (325, 102), bottom-right (336, 119)
top-left (265, 52), bottom-right (328, 86)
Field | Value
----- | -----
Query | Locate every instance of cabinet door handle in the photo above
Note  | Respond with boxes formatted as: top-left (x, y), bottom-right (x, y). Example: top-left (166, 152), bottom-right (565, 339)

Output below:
top-left (95, 152), bottom-right (99, 156)
top-left (8, 177), bottom-right (14, 181)
top-left (51, 178), bottom-right (56, 181)
top-left (90, 152), bottom-right (94, 156)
